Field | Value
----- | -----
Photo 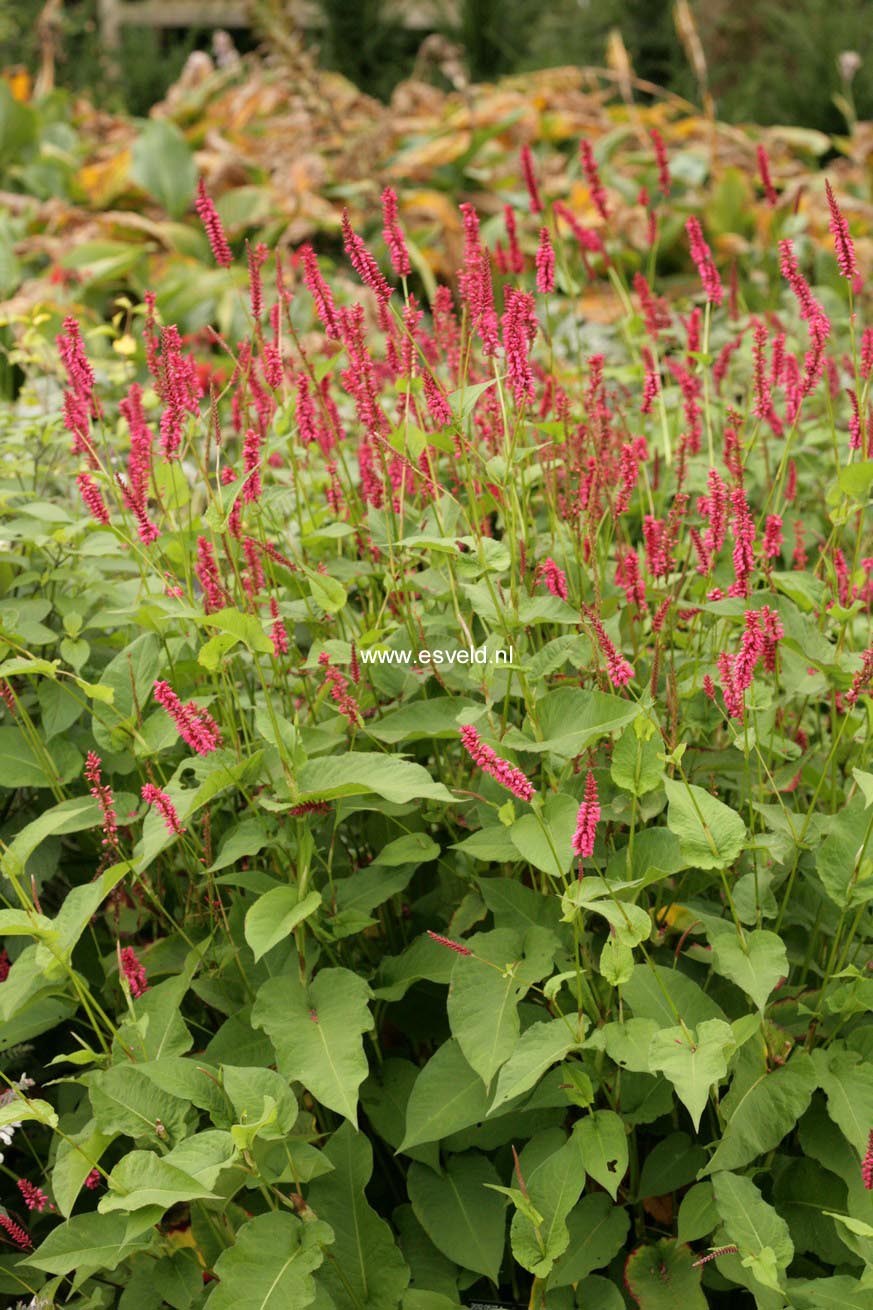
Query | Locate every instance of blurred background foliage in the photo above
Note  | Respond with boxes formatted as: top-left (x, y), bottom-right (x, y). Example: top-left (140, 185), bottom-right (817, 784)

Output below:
top-left (2, 0), bottom-right (873, 129)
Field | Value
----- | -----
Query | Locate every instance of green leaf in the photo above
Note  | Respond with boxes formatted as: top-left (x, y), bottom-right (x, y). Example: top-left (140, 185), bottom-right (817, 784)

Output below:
top-left (307, 571), bottom-right (347, 613)
top-left (576, 1110), bottom-right (628, 1201)
top-left (295, 754), bottom-right (454, 805)
top-left (371, 833), bottom-right (440, 866)
top-left (198, 607), bottom-right (275, 662)
top-left (252, 967), bottom-right (372, 1123)
top-left (509, 793), bottom-right (578, 877)
top-left (25, 1212), bottom-right (151, 1275)
top-left (704, 1051), bottom-right (817, 1174)
top-left (511, 688), bottom-right (638, 759)
top-left (510, 1129), bottom-right (586, 1277)
top-left (664, 779), bottom-right (746, 870)
top-left (89, 1064), bottom-right (194, 1147)
top-left (488, 1017), bottom-right (584, 1113)
top-left (623, 964), bottom-right (726, 1028)
top-left (52, 1120), bottom-right (114, 1218)
top-left (99, 1149), bottom-right (215, 1213)
top-left (0, 726), bottom-right (81, 788)
top-left (408, 1152), bottom-right (506, 1284)
top-left (308, 1123), bottom-right (410, 1309)
top-left (611, 721), bottom-right (663, 796)
top-left (400, 1039), bottom-right (490, 1150)
top-left (711, 1171), bottom-right (793, 1284)
top-left (648, 1020), bottom-right (736, 1130)
top-left (0, 1096), bottom-right (57, 1131)
top-left (708, 928), bottom-right (788, 1012)
top-left (131, 119), bottom-right (197, 219)
top-left (677, 1183), bottom-right (718, 1244)
top-left (837, 459), bottom-right (873, 500)
top-left (624, 1239), bottom-right (706, 1309)
top-left (813, 1046), bottom-right (873, 1154)
top-left (244, 888), bottom-right (322, 962)
top-left (0, 795), bottom-right (101, 884)
top-left (162, 1131), bottom-right (239, 1189)
top-left (792, 1276), bottom-right (873, 1310)
top-left (222, 1065), bottom-right (297, 1142)
top-left (446, 929), bottom-right (532, 1086)
top-left (549, 1194), bottom-right (630, 1287)
top-left (206, 1212), bottom-right (332, 1310)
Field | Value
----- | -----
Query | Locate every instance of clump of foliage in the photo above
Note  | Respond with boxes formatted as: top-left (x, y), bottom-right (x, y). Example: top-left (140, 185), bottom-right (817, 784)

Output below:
top-left (0, 123), bottom-right (871, 1310)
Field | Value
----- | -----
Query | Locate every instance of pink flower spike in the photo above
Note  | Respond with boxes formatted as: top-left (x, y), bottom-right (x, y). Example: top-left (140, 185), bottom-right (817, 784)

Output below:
top-left (520, 144), bottom-right (544, 214)
top-left (76, 473), bottom-right (110, 526)
top-left (195, 179), bottom-right (233, 268)
top-left (426, 929), bottom-right (472, 956)
top-left (0, 1214), bottom-right (31, 1249)
top-left (650, 128), bottom-right (671, 197)
top-left (153, 680), bottom-right (222, 756)
top-left (535, 227), bottom-right (556, 294)
top-left (685, 217), bottom-right (723, 307)
top-left (83, 1168), bottom-right (101, 1191)
top-left (459, 724), bottom-right (534, 803)
top-left (85, 751), bottom-right (119, 850)
top-left (756, 145), bottom-right (778, 206)
top-left (141, 784), bottom-right (184, 836)
top-left (119, 945), bottom-right (148, 998)
top-left (825, 179), bottom-right (857, 280)
top-left (537, 557), bottom-right (569, 600)
top-left (17, 1180), bottom-right (51, 1213)
top-left (572, 771), bottom-right (601, 859)
top-left (580, 140), bottom-right (609, 221)
top-left (862, 1129), bottom-right (873, 1189)
top-left (381, 186), bottom-right (411, 278)
top-left (341, 208), bottom-right (392, 305)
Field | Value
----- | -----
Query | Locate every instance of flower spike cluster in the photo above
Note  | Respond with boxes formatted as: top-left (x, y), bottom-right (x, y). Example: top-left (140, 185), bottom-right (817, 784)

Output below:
top-left (459, 725), bottom-right (533, 803)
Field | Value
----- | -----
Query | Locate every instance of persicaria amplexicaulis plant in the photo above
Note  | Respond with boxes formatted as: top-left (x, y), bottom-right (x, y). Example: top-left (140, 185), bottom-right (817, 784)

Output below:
top-left (0, 101), bottom-right (870, 1310)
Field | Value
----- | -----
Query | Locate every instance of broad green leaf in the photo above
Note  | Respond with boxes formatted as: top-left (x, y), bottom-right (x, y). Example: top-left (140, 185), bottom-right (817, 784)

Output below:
top-left (408, 1153), bottom-right (506, 1284)
top-left (52, 1120), bottom-right (114, 1218)
top-left (0, 726), bottom-right (81, 788)
top-left (162, 1131), bottom-right (238, 1189)
top-left (576, 1110), bottom-right (628, 1201)
top-left (509, 793), bottom-right (578, 877)
top-left (308, 1123), bottom-right (410, 1309)
top-left (0, 796), bottom-right (101, 884)
top-left (244, 888), bottom-right (321, 962)
top-left (488, 1018), bottom-right (584, 1113)
top-left (510, 1129), bottom-right (586, 1277)
top-left (708, 928), bottom-right (788, 1011)
top-left (704, 1051), bottom-right (816, 1174)
top-left (792, 1276), bottom-right (873, 1310)
top-left (712, 1171), bottom-right (793, 1282)
top-left (295, 753), bottom-right (454, 804)
top-left (813, 1046), bottom-right (873, 1154)
top-left (26, 1212), bottom-right (151, 1275)
top-left (222, 1065), bottom-right (297, 1142)
top-left (638, 1132), bottom-right (707, 1198)
top-left (89, 1064), bottom-right (194, 1147)
top-left (446, 929), bottom-right (531, 1086)
top-left (400, 1039), bottom-right (489, 1150)
top-left (198, 606), bottom-right (274, 659)
top-left (664, 779), bottom-right (746, 870)
top-left (206, 1212), bottom-right (332, 1310)
top-left (510, 688), bottom-right (638, 759)
top-left (131, 119), bottom-right (197, 219)
top-left (549, 1193), bottom-right (630, 1287)
top-left (563, 878), bottom-right (651, 947)
top-left (99, 1149), bottom-right (215, 1213)
top-left (207, 818), bottom-right (270, 871)
top-left (624, 1239), bottom-right (706, 1309)
top-left (371, 833), bottom-right (440, 866)
top-left (648, 1020), bottom-right (735, 1130)
top-left (0, 1096), bottom-right (57, 1131)
top-left (677, 1182), bottom-right (718, 1243)
top-left (611, 721), bottom-right (663, 796)
top-left (623, 964), bottom-right (726, 1027)
top-left (252, 967), bottom-right (372, 1123)
top-left (308, 572), bottom-right (347, 613)
top-left (368, 698), bottom-right (481, 744)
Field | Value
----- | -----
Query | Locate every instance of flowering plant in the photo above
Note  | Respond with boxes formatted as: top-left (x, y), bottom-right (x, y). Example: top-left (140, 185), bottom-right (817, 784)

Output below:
top-left (0, 125), bottom-right (870, 1310)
